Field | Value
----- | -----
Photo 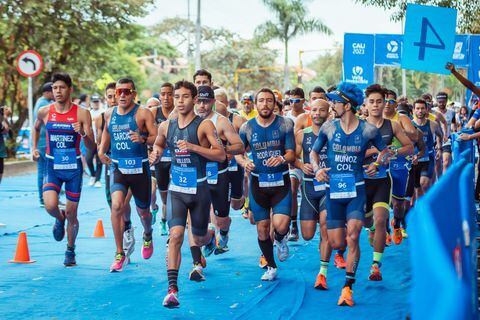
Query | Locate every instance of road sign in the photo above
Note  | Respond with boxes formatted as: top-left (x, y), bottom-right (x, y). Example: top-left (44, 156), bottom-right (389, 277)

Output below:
top-left (402, 4), bottom-right (457, 75)
top-left (375, 34), bottom-right (403, 67)
top-left (16, 50), bottom-right (43, 78)
top-left (343, 33), bottom-right (375, 90)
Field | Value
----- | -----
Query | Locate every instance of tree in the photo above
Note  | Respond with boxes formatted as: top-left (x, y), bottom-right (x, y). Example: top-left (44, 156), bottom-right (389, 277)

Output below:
top-left (305, 45), bottom-right (343, 91)
top-left (255, 0), bottom-right (332, 90)
top-left (355, 0), bottom-right (480, 33)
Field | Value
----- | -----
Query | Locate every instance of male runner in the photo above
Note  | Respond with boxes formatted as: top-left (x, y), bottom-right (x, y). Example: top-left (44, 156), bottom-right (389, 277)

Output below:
top-left (432, 91), bottom-right (456, 173)
top-left (310, 82), bottom-right (392, 306)
top-left (363, 84), bottom-right (413, 280)
top-left (193, 69), bottom-right (213, 87)
top-left (98, 78), bottom-right (157, 272)
top-left (294, 86), bottom-right (326, 135)
top-left (32, 73), bottom-right (95, 266)
top-left (238, 88), bottom-right (294, 281)
top-left (196, 86), bottom-right (245, 256)
top-left (239, 93), bottom-right (258, 120)
top-left (149, 80), bottom-right (225, 308)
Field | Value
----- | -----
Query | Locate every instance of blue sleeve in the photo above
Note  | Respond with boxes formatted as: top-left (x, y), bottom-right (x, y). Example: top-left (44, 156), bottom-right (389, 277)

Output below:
top-left (312, 129), bottom-right (327, 153)
top-left (284, 119), bottom-right (295, 151)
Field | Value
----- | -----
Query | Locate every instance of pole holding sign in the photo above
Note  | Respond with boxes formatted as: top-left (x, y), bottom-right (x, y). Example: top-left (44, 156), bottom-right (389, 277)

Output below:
top-left (402, 4), bottom-right (457, 75)
top-left (15, 50), bottom-right (43, 158)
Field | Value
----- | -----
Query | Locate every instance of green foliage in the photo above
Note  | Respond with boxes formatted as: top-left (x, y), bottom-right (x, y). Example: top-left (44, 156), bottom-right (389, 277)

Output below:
top-left (304, 45), bottom-right (343, 91)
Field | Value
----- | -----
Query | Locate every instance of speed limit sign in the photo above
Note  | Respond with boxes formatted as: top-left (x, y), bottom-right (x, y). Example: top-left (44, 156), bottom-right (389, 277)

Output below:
top-left (16, 50), bottom-right (43, 78)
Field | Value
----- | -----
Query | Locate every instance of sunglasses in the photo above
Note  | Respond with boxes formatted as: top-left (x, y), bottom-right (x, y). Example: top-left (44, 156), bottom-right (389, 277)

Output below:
top-left (289, 98), bottom-right (302, 103)
top-left (116, 88), bottom-right (135, 96)
top-left (385, 99), bottom-right (396, 104)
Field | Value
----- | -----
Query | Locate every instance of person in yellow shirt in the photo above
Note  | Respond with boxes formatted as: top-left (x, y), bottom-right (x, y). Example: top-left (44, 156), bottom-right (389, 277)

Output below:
top-left (239, 93), bottom-right (258, 120)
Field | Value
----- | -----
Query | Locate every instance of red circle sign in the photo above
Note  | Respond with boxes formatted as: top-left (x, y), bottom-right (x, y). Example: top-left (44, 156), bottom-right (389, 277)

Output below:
top-left (16, 50), bottom-right (43, 77)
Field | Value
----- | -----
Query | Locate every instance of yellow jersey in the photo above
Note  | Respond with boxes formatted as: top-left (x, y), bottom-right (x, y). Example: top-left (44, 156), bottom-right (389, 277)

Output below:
top-left (240, 109), bottom-right (258, 120)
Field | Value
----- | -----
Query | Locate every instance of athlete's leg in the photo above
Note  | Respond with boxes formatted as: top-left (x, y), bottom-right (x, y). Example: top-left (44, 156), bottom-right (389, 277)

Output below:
top-left (65, 200), bottom-right (80, 248)
top-left (111, 190), bottom-right (127, 254)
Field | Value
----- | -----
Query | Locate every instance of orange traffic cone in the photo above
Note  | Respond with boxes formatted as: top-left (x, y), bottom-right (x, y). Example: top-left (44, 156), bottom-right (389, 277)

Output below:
top-left (9, 232), bottom-right (36, 264)
top-left (93, 219), bottom-right (105, 238)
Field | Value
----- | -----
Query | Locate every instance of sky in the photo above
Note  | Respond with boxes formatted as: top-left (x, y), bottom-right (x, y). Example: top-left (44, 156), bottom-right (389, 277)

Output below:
top-left (138, 0), bottom-right (401, 65)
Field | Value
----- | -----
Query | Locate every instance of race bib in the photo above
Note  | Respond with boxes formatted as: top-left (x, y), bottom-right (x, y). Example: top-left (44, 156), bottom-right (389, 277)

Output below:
top-left (161, 148), bottom-right (172, 162)
top-left (329, 173), bottom-right (356, 199)
top-left (206, 162), bottom-right (219, 185)
top-left (53, 148), bottom-right (78, 170)
top-left (228, 157), bottom-right (238, 172)
top-left (170, 166), bottom-right (197, 194)
top-left (258, 172), bottom-right (284, 188)
top-left (118, 157), bottom-right (143, 174)
top-left (313, 179), bottom-right (326, 192)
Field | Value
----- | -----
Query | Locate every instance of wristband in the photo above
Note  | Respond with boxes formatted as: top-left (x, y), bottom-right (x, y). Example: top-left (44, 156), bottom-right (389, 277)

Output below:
top-left (373, 162), bottom-right (380, 167)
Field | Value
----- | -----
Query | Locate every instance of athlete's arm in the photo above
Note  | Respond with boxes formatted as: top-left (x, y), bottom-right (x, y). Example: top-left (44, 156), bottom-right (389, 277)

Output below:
top-left (293, 113), bottom-right (307, 135)
top-left (32, 106), bottom-right (47, 160)
top-left (450, 112), bottom-right (457, 133)
top-left (431, 121), bottom-right (442, 160)
top-left (181, 120), bottom-right (225, 162)
top-left (233, 114), bottom-right (246, 132)
top-left (310, 129), bottom-right (328, 180)
top-left (220, 117), bottom-right (244, 155)
top-left (435, 112), bottom-right (448, 142)
top-left (94, 114), bottom-right (103, 145)
top-left (293, 130), bottom-right (303, 169)
top-left (76, 108), bottom-right (95, 150)
top-left (150, 121), bottom-right (168, 165)
top-left (266, 119), bottom-right (295, 166)
top-left (399, 114), bottom-right (418, 142)
top-left (238, 122), bottom-right (255, 173)
top-left (446, 62), bottom-right (480, 97)
top-left (98, 109), bottom-right (112, 165)
top-left (392, 121), bottom-right (414, 156)
top-left (141, 108), bottom-right (158, 145)
top-left (415, 129), bottom-right (426, 159)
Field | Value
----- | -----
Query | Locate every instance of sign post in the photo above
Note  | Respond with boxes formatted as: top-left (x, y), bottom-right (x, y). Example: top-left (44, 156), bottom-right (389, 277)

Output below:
top-left (15, 50), bottom-right (43, 158)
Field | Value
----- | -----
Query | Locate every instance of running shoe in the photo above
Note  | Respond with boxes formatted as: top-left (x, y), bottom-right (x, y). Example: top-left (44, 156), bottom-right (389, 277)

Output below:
top-left (202, 231), bottom-right (216, 257)
top-left (261, 266), bottom-right (277, 281)
top-left (288, 227), bottom-right (299, 242)
top-left (160, 220), bottom-right (168, 236)
top-left (334, 253), bottom-right (347, 269)
top-left (337, 287), bottom-right (354, 307)
top-left (369, 263), bottom-right (383, 281)
top-left (94, 181), bottom-right (102, 188)
top-left (214, 232), bottom-right (229, 255)
top-left (88, 177), bottom-right (96, 186)
top-left (53, 210), bottom-right (66, 242)
top-left (163, 288), bottom-right (180, 308)
top-left (259, 255), bottom-right (268, 269)
top-left (400, 228), bottom-right (408, 238)
top-left (385, 233), bottom-right (392, 247)
top-left (110, 253), bottom-right (126, 272)
top-left (189, 263), bottom-right (205, 282)
top-left (314, 273), bottom-right (328, 290)
top-left (274, 236), bottom-right (289, 262)
top-left (241, 208), bottom-right (249, 219)
top-left (64, 247), bottom-right (76, 267)
top-left (151, 205), bottom-right (158, 225)
top-left (123, 228), bottom-right (135, 258)
top-left (142, 236), bottom-right (154, 259)
top-left (392, 228), bottom-right (403, 245)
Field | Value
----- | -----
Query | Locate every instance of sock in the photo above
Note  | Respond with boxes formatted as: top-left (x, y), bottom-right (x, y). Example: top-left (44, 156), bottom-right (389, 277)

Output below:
top-left (167, 269), bottom-right (179, 291)
top-left (161, 218), bottom-right (167, 223)
top-left (274, 230), bottom-right (288, 242)
top-left (124, 220), bottom-right (132, 231)
top-left (344, 272), bottom-right (356, 289)
top-left (319, 260), bottom-right (329, 277)
top-left (143, 232), bottom-right (152, 241)
top-left (190, 246), bottom-right (202, 265)
top-left (258, 238), bottom-right (277, 268)
top-left (292, 220), bottom-right (298, 230)
top-left (337, 249), bottom-right (345, 255)
top-left (369, 225), bottom-right (375, 232)
top-left (220, 229), bottom-right (228, 236)
top-left (373, 251), bottom-right (383, 267)
top-left (67, 245), bottom-right (75, 252)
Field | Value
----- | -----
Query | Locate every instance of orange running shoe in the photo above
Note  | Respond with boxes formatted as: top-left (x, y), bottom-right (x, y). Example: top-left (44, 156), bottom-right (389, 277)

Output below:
top-left (334, 253), bottom-right (347, 269)
top-left (368, 263), bottom-right (383, 281)
top-left (385, 233), bottom-right (392, 246)
top-left (259, 255), bottom-right (268, 269)
top-left (337, 287), bottom-right (354, 307)
top-left (314, 273), bottom-right (328, 290)
top-left (392, 228), bottom-right (403, 245)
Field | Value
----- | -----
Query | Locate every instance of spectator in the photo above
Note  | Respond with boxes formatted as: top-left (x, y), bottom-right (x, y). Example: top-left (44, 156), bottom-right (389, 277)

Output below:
top-left (86, 94), bottom-right (104, 187)
top-left (0, 106), bottom-right (11, 184)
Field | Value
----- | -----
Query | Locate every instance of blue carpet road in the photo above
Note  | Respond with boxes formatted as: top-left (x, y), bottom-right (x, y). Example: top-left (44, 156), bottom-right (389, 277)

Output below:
top-left (0, 173), bottom-right (411, 319)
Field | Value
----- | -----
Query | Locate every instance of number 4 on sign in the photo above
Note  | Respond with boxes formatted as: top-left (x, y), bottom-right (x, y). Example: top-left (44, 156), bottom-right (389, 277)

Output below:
top-left (413, 17), bottom-right (445, 60)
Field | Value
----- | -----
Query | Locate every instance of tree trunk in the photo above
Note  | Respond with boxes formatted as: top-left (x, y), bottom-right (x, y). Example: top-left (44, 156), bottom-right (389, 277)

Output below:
top-left (283, 38), bottom-right (290, 91)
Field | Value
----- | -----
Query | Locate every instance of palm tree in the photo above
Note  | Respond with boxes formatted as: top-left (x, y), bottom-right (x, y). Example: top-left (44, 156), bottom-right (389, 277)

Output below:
top-left (255, 0), bottom-right (332, 90)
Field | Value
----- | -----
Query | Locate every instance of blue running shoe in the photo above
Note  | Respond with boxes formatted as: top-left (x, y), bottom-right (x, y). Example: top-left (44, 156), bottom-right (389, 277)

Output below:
top-left (202, 231), bottom-right (216, 257)
top-left (53, 210), bottom-right (66, 242)
top-left (64, 247), bottom-right (76, 267)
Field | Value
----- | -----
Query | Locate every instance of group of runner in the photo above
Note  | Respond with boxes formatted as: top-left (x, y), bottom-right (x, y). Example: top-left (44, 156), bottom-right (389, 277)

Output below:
top-left (31, 64), bottom-right (471, 308)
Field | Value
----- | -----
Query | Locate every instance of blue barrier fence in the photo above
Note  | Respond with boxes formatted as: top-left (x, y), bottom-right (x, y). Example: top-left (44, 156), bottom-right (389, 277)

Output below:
top-left (408, 142), bottom-right (478, 319)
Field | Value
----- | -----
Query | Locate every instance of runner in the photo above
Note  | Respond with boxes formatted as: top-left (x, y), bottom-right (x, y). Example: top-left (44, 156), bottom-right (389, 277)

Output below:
top-left (432, 92), bottom-right (456, 173)
top-left (145, 97), bottom-right (161, 225)
top-left (294, 86), bottom-right (326, 135)
top-left (239, 93), bottom-right (258, 120)
top-left (294, 98), bottom-right (337, 289)
top-left (193, 69), bottom-right (213, 87)
top-left (362, 84), bottom-right (413, 281)
top-left (196, 86), bottom-right (245, 255)
top-left (149, 80), bottom-right (226, 308)
top-left (310, 82), bottom-right (392, 306)
top-left (238, 88), bottom-right (294, 281)
top-left (98, 78), bottom-right (158, 272)
top-left (32, 73), bottom-right (95, 266)
top-left (284, 87), bottom-right (306, 242)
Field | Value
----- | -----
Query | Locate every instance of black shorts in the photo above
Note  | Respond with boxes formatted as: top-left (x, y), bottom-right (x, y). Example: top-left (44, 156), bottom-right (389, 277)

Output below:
top-left (228, 166), bottom-right (244, 200)
top-left (300, 179), bottom-right (326, 221)
top-left (207, 171), bottom-right (231, 218)
top-left (249, 173), bottom-right (292, 222)
top-left (154, 161), bottom-right (171, 192)
top-left (441, 138), bottom-right (452, 153)
top-left (365, 175), bottom-right (392, 214)
top-left (0, 157), bottom-right (4, 175)
top-left (405, 168), bottom-right (415, 198)
top-left (410, 159), bottom-right (434, 189)
top-left (110, 162), bottom-right (151, 209)
top-left (167, 182), bottom-right (211, 236)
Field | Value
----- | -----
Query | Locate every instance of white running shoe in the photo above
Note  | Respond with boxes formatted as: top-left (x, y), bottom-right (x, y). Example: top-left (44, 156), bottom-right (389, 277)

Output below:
top-left (275, 237), bottom-right (289, 262)
top-left (261, 266), bottom-right (277, 281)
top-left (123, 228), bottom-right (135, 259)
top-left (94, 181), bottom-right (102, 188)
top-left (189, 264), bottom-right (206, 282)
top-left (88, 177), bottom-right (96, 186)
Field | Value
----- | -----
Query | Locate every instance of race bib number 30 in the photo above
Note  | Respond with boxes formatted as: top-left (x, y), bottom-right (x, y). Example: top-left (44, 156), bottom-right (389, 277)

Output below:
top-left (53, 148), bottom-right (78, 170)
top-left (258, 172), bottom-right (284, 188)
top-left (206, 162), bottom-right (219, 185)
top-left (170, 166), bottom-right (197, 194)
top-left (329, 173), bottom-right (357, 199)
top-left (118, 158), bottom-right (143, 174)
